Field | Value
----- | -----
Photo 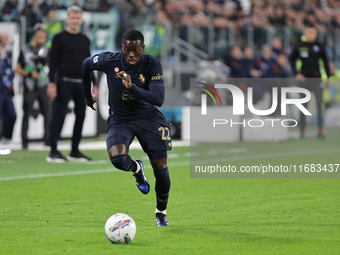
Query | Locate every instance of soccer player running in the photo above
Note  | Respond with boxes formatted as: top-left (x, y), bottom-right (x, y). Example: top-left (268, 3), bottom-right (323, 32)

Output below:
top-left (82, 30), bottom-right (171, 227)
top-left (290, 24), bottom-right (330, 139)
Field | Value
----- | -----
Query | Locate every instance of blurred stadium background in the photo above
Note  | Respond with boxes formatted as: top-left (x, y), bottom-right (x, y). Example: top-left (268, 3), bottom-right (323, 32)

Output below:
top-left (1, 0), bottom-right (340, 146)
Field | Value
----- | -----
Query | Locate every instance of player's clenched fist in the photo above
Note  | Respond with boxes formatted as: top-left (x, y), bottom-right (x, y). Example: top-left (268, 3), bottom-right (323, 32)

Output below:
top-left (118, 71), bottom-right (131, 89)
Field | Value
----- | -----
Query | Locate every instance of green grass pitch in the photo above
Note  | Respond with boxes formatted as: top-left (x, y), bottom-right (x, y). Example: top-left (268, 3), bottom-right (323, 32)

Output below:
top-left (0, 136), bottom-right (339, 255)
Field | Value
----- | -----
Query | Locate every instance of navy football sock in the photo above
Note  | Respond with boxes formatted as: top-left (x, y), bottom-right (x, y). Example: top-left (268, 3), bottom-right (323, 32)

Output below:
top-left (110, 154), bottom-right (138, 172)
top-left (154, 167), bottom-right (170, 211)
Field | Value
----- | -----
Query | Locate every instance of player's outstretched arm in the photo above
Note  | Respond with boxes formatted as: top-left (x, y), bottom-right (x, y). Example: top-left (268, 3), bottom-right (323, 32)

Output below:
top-left (129, 84), bottom-right (164, 107)
top-left (118, 71), bottom-right (165, 107)
top-left (82, 57), bottom-right (94, 99)
top-left (82, 57), bottom-right (98, 111)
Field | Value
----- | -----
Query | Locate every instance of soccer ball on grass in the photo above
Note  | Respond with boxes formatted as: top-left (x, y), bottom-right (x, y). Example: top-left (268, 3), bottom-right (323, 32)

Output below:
top-left (104, 213), bottom-right (136, 244)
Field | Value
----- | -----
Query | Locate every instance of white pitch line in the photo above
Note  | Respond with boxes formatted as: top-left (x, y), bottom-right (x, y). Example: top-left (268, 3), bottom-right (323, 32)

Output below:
top-left (0, 169), bottom-right (118, 182)
top-left (167, 153), bottom-right (180, 158)
top-left (75, 160), bottom-right (109, 165)
top-left (207, 150), bottom-right (219, 155)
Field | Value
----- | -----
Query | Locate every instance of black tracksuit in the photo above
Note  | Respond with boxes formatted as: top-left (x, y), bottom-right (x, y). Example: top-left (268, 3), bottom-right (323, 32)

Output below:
top-left (48, 30), bottom-right (92, 152)
top-left (290, 39), bottom-right (330, 133)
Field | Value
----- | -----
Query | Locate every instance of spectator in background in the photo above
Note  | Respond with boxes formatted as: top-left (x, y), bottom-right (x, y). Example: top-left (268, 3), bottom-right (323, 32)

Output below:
top-left (49, 0), bottom-right (66, 10)
top-left (45, 9), bottom-right (63, 48)
top-left (132, 0), bottom-right (157, 26)
top-left (271, 37), bottom-right (286, 59)
top-left (113, 0), bottom-right (135, 47)
top-left (0, 33), bottom-right (12, 64)
top-left (242, 46), bottom-right (261, 78)
top-left (0, 33), bottom-right (16, 144)
top-left (273, 54), bottom-right (290, 78)
top-left (190, 14), bottom-right (210, 52)
top-left (242, 46), bottom-right (263, 104)
top-left (212, 15), bottom-right (229, 62)
top-left (2, 0), bottom-right (19, 21)
top-left (256, 45), bottom-right (281, 114)
top-left (40, 0), bottom-right (50, 16)
top-left (273, 53), bottom-right (290, 114)
top-left (226, 45), bottom-right (244, 78)
top-left (15, 25), bottom-right (50, 149)
top-left (22, 0), bottom-right (44, 43)
top-left (225, 45), bottom-right (247, 104)
top-left (271, 7), bottom-right (287, 27)
top-left (256, 45), bottom-right (277, 78)
top-left (0, 33), bottom-right (16, 145)
top-left (140, 8), bottom-right (168, 59)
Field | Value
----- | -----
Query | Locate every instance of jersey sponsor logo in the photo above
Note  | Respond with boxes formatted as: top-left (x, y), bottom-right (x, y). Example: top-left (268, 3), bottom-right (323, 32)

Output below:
top-left (313, 45), bottom-right (319, 52)
top-left (122, 92), bottom-right (138, 101)
top-left (138, 73), bottom-right (145, 84)
top-left (151, 74), bottom-right (163, 80)
top-left (93, 55), bottom-right (98, 64)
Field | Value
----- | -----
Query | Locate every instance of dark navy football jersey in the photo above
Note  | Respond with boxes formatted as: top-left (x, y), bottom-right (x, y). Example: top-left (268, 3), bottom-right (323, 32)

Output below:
top-left (83, 51), bottom-right (164, 119)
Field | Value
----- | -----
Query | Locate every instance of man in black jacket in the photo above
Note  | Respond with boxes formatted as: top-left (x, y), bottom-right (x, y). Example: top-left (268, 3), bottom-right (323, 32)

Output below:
top-left (290, 25), bottom-right (330, 139)
top-left (46, 5), bottom-right (97, 162)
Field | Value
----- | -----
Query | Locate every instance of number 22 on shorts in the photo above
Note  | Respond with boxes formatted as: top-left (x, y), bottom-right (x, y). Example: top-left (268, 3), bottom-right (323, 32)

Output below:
top-left (158, 127), bottom-right (171, 140)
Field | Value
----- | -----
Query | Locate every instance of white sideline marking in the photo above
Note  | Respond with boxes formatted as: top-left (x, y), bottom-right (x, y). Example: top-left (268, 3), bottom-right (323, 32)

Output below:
top-left (167, 154), bottom-right (180, 158)
top-left (227, 148), bottom-right (247, 153)
top-left (76, 160), bottom-right (109, 165)
top-left (5, 140), bottom-right (191, 151)
top-left (183, 152), bottom-right (198, 157)
top-left (207, 150), bottom-right (219, 155)
top-left (141, 153), bottom-right (180, 161)
top-left (0, 169), bottom-right (118, 182)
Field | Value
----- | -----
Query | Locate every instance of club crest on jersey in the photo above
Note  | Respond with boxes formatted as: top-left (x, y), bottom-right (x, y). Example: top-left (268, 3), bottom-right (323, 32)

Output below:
top-left (138, 73), bottom-right (145, 84)
top-left (114, 67), bottom-right (120, 73)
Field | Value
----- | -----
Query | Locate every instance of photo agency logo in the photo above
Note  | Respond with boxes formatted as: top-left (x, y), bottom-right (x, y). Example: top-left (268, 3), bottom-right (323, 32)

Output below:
top-left (197, 82), bottom-right (312, 128)
top-left (197, 82), bottom-right (223, 114)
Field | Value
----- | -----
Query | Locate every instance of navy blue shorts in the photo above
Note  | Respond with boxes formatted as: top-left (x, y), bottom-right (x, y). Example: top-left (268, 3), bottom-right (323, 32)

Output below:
top-left (106, 109), bottom-right (172, 157)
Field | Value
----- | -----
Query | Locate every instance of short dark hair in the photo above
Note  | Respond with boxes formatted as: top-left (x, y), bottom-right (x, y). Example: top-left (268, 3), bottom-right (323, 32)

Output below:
top-left (122, 29), bottom-right (144, 44)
